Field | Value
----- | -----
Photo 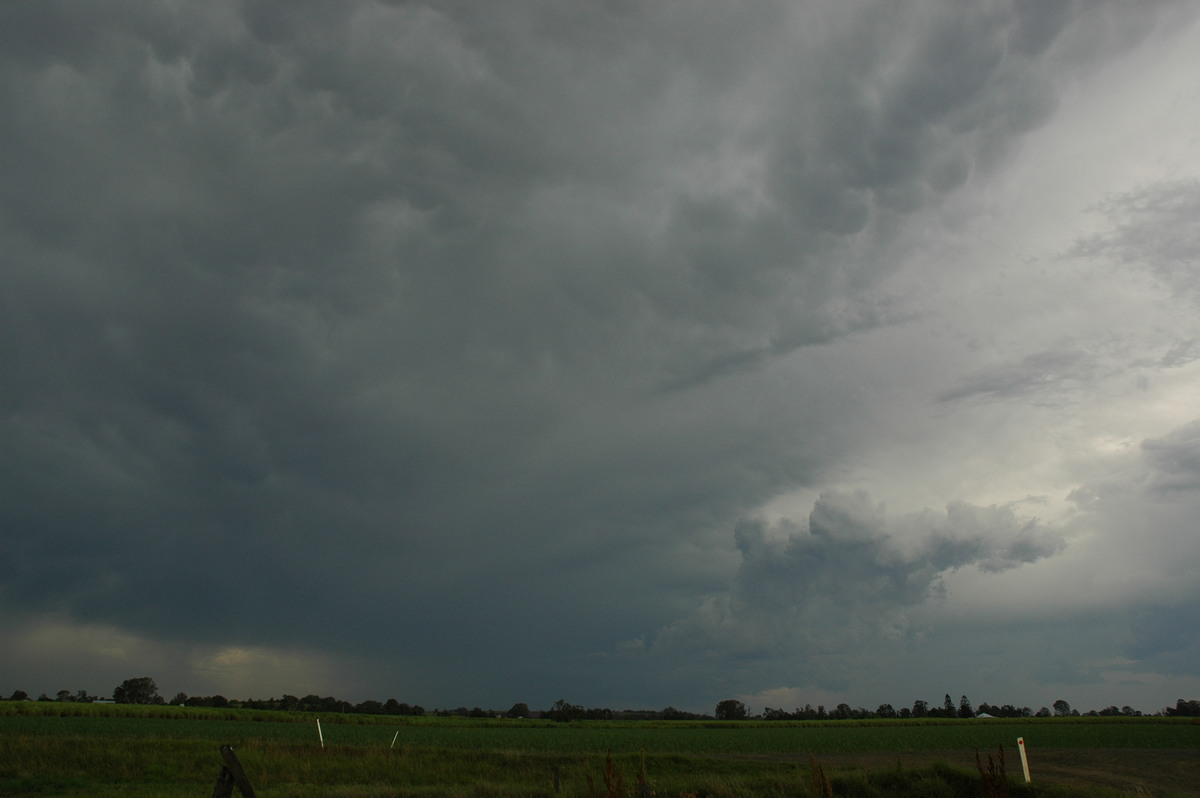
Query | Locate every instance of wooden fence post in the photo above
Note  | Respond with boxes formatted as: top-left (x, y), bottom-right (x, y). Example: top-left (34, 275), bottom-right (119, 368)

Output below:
top-left (212, 744), bottom-right (258, 798)
top-left (212, 764), bottom-right (235, 798)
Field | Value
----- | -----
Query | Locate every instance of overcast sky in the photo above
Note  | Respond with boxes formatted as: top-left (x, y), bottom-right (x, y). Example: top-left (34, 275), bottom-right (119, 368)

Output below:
top-left (4, 0), bottom-right (1200, 715)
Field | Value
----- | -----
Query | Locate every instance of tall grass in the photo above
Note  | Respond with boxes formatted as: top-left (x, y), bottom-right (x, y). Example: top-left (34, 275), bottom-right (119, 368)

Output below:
top-left (3, 704), bottom-right (1198, 797)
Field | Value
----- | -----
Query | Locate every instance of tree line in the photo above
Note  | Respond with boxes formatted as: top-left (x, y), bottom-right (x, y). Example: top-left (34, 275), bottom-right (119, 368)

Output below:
top-left (5, 678), bottom-right (1199, 720)
top-left (720, 695), bottom-right (1200, 720)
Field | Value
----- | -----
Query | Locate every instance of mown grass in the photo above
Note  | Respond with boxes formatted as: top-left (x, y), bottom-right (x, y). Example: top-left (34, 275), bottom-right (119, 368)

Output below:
top-left (1, 703), bottom-right (1197, 797)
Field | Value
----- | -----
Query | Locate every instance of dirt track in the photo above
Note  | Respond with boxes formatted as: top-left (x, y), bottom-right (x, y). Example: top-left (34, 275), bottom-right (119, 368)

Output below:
top-left (802, 748), bottom-right (1200, 795)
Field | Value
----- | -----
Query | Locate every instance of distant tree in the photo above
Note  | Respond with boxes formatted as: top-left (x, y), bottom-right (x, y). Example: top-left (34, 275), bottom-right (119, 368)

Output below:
top-left (1121, 705), bottom-right (1139, 717)
top-left (661, 706), bottom-right (696, 720)
top-left (170, 692), bottom-right (188, 706)
top-left (911, 699), bottom-right (928, 718)
top-left (56, 690), bottom-right (72, 702)
top-left (74, 690), bottom-right (93, 703)
top-left (714, 699), bottom-right (748, 720)
top-left (114, 677), bottom-right (159, 705)
top-left (875, 703), bottom-right (896, 719)
top-left (1166, 699), bottom-right (1200, 717)
top-left (8, 691), bottom-right (29, 701)
top-left (1035, 707), bottom-right (1052, 717)
top-left (298, 694), bottom-right (341, 713)
top-left (507, 702), bottom-right (530, 718)
top-left (958, 695), bottom-right (974, 718)
top-left (549, 699), bottom-right (584, 722)
top-left (796, 704), bottom-right (818, 720)
top-left (356, 700), bottom-right (385, 715)
top-left (943, 694), bottom-right (955, 717)
top-left (1052, 699), bottom-right (1071, 717)
top-left (830, 703), bottom-right (853, 720)
top-left (898, 707), bottom-right (912, 719)
top-left (37, 693), bottom-right (52, 702)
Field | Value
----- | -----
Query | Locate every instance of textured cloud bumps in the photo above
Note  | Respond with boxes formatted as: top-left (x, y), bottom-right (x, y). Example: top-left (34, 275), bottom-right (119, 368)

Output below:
top-left (654, 491), bottom-right (1064, 661)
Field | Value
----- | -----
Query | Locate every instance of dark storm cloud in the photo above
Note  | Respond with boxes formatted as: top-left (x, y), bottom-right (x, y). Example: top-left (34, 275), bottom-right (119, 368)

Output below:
top-left (1047, 419), bottom-right (1200, 693)
top-left (937, 348), bottom-right (1098, 404)
top-left (1069, 178), bottom-right (1200, 298)
top-left (1, 0), bottom-right (1183, 706)
top-left (1126, 599), bottom-right (1200, 677)
top-left (1158, 339), bottom-right (1200, 369)
top-left (1142, 419), bottom-right (1200, 493)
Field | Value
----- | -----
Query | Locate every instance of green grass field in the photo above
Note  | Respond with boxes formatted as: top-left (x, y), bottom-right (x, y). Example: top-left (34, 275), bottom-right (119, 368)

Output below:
top-left (1, 702), bottom-right (1197, 797)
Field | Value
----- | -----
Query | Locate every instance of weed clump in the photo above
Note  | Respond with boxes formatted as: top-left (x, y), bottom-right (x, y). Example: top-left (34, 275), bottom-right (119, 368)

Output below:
top-left (976, 745), bottom-right (1009, 798)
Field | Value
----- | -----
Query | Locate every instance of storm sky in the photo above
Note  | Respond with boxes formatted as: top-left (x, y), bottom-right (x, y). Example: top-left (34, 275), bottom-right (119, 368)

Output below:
top-left (4, 0), bottom-right (1200, 714)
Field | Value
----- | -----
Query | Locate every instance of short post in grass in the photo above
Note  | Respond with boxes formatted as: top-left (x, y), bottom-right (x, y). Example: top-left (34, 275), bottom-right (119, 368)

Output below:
top-left (1017, 737), bottom-right (1031, 783)
top-left (317, 718), bottom-right (325, 749)
top-left (391, 730), bottom-right (400, 749)
top-left (215, 744), bottom-right (258, 798)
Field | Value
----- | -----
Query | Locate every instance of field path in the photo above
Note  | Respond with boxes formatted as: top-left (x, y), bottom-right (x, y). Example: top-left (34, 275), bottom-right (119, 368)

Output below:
top-left (767, 747), bottom-right (1200, 795)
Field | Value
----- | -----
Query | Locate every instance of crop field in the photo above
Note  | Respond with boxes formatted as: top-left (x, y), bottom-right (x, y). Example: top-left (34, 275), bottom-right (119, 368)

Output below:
top-left (1, 702), bottom-right (1198, 797)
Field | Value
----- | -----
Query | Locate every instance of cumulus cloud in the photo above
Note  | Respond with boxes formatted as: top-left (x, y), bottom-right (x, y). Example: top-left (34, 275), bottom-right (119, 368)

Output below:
top-left (650, 491), bottom-right (1064, 666)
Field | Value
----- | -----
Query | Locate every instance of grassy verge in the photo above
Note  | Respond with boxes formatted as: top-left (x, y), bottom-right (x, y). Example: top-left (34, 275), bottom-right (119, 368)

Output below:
top-left (1, 703), bottom-right (1197, 796)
